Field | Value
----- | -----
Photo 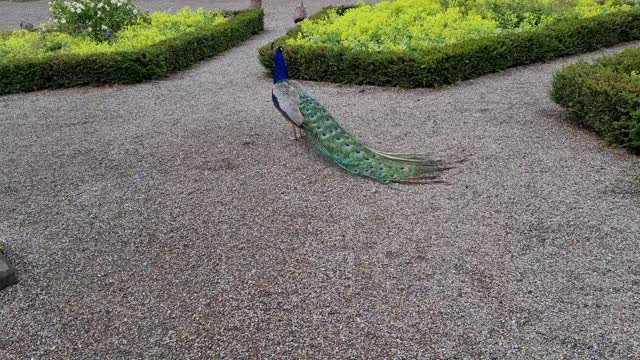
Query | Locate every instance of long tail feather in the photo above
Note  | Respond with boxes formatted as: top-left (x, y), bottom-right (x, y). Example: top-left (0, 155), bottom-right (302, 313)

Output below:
top-left (286, 82), bottom-right (452, 184)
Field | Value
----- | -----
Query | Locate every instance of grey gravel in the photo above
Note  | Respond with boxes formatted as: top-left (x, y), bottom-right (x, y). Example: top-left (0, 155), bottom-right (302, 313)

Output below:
top-left (1, 0), bottom-right (640, 358)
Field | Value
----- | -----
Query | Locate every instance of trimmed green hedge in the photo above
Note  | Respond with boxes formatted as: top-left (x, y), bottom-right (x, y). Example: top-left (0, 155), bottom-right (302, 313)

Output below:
top-left (0, 8), bottom-right (263, 95)
top-left (259, 6), bottom-right (640, 88)
top-left (550, 48), bottom-right (640, 153)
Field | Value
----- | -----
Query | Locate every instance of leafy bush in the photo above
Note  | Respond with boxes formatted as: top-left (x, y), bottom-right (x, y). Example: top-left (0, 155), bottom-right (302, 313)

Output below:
top-left (288, 0), bottom-right (632, 52)
top-left (0, 8), bottom-right (264, 95)
top-left (259, 1), bottom-right (640, 87)
top-left (48, 0), bottom-right (141, 41)
top-left (550, 48), bottom-right (640, 153)
top-left (0, 8), bottom-right (228, 63)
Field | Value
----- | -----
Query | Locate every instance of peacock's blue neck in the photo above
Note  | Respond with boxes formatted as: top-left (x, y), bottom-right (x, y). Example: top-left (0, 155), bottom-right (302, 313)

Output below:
top-left (273, 49), bottom-right (289, 83)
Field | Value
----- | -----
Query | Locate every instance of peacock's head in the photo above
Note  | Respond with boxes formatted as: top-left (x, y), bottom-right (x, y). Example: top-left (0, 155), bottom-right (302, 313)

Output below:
top-left (273, 46), bottom-right (288, 83)
top-left (273, 45), bottom-right (285, 58)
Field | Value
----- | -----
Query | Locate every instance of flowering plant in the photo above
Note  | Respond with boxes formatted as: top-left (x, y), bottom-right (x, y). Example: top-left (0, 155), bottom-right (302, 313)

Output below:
top-left (48, 0), bottom-right (141, 41)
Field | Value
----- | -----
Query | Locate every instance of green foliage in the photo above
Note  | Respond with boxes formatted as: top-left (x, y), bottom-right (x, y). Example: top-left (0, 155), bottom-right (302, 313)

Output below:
top-left (259, 3), bottom-right (640, 88)
top-left (48, 0), bottom-right (141, 41)
top-left (1, 8), bottom-right (229, 63)
top-left (0, 8), bottom-right (264, 95)
top-left (550, 48), bottom-right (640, 153)
top-left (287, 0), bottom-right (631, 52)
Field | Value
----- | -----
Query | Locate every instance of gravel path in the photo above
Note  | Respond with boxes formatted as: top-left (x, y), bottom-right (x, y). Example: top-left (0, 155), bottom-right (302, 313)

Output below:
top-left (1, 0), bottom-right (639, 358)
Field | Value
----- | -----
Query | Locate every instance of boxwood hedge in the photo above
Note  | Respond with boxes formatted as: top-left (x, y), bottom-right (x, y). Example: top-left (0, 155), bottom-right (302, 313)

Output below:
top-left (0, 8), bottom-right (264, 95)
top-left (258, 6), bottom-right (640, 88)
top-left (550, 48), bottom-right (640, 153)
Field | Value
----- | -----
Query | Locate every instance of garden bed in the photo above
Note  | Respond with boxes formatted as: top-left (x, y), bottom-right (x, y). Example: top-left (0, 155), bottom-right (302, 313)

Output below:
top-left (259, 0), bottom-right (640, 88)
top-left (0, 7), bottom-right (264, 95)
top-left (550, 47), bottom-right (640, 153)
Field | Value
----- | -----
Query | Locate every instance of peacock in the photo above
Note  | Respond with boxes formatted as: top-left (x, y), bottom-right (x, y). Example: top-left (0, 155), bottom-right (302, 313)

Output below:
top-left (293, 1), bottom-right (307, 23)
top-left (271, 46), bottom-right (450, 184)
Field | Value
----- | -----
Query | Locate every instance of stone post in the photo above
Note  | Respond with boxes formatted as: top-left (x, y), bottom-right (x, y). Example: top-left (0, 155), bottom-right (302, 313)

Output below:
top-left (0, 252), bottom-right (17, 291)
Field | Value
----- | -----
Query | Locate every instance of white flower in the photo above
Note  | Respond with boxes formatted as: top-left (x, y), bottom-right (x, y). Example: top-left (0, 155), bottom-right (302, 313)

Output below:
top-left (133, 9), bottom-right (138, 14)
top-left (101, 25), bottom-right (108, 30)
top-left (76, 8), bottom-right (81, 13)
top-left (87, 27), bottom-right (92, 32)
top-left (60, 18), bottom-right (66, 23)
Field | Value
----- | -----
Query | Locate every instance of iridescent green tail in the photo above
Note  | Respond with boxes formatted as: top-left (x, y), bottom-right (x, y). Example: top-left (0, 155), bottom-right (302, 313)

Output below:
top-left (296, 90), bottom-right (449, 184)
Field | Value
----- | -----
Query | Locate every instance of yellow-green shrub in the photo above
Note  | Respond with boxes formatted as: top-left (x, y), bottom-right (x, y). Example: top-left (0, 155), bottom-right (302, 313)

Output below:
top-left (0, 8), bottom-right (264, 95)
top-left (287, 0), bottom-right (632, 52)
top-left (0, 8), bottom-right (227, 63)
top-left (259, 3), bottom-right (640, 88)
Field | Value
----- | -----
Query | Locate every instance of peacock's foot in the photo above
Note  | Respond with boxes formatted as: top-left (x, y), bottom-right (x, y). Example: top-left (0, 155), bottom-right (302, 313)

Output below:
top-left (292, 127), bottom-right (306, 141)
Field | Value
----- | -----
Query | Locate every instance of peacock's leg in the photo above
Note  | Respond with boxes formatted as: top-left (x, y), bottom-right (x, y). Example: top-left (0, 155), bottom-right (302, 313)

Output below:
top-left (291, 126), bottom-right (306, 141)
top-left (292, 126), bottom-right (299, 141)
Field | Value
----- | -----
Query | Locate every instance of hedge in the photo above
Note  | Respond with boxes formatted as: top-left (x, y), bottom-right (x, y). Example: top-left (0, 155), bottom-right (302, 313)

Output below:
top-left (0, 8), bottom-right (264, 95)
top-left (258, 6), bottom-right (640, 88)
top-left (550, 48), bottom-right (640, 153)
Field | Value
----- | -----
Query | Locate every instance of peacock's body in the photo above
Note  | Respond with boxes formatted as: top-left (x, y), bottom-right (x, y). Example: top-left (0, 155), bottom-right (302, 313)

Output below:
top-left (271, 47), bottom-right (448, 184)
top-left (293, 1), bottom-right (307, 23)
